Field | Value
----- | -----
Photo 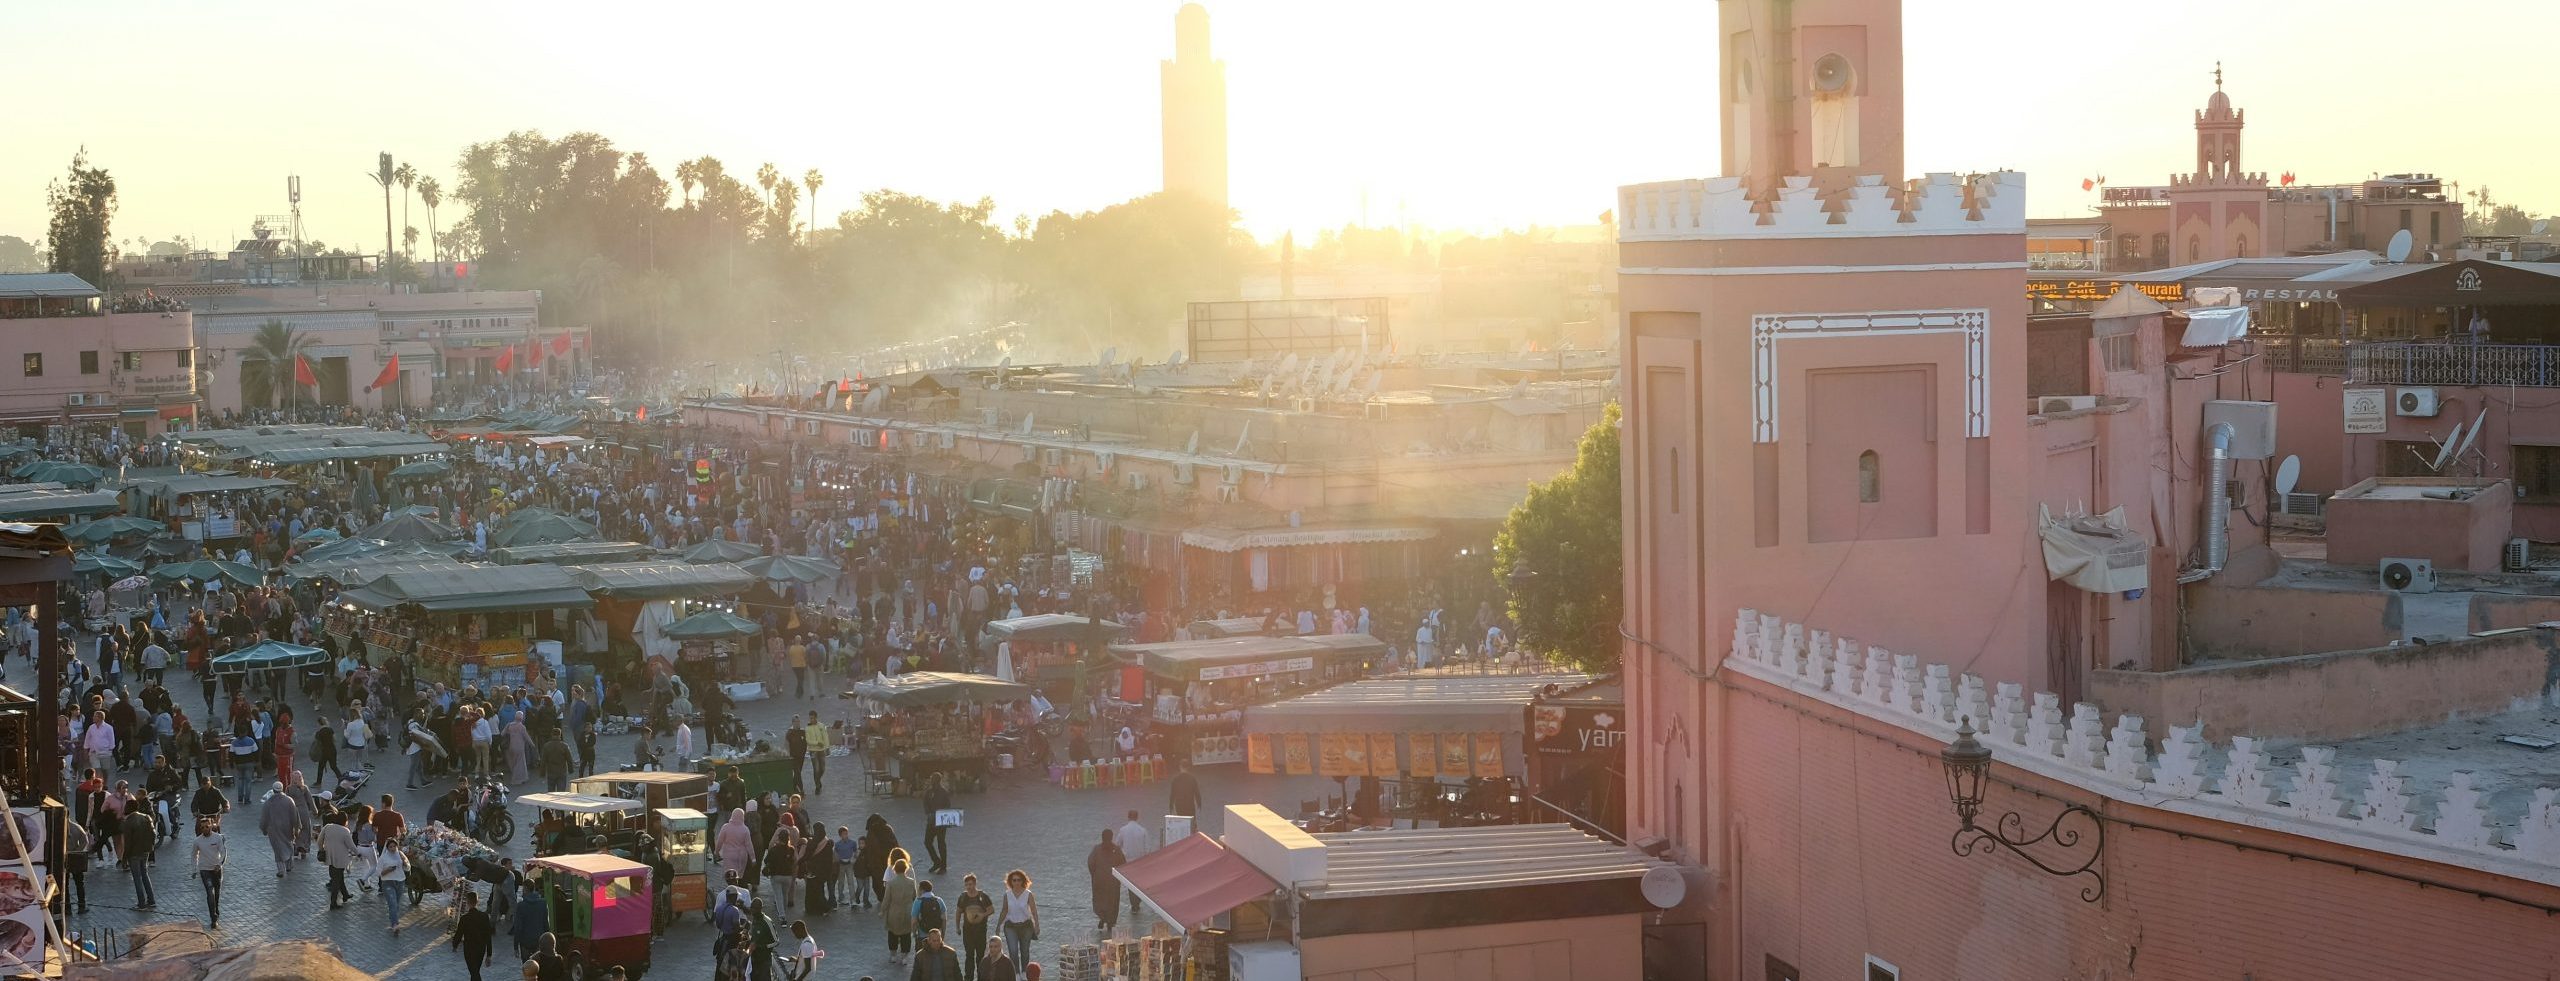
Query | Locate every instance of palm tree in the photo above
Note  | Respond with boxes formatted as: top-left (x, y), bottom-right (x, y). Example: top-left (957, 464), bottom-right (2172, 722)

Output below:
top-left (803, 168), bottom-right (825, 242)
top-left (416, 176), bottom-right (442, 262)
top-left (368, 152), bottom-right (396, 267)
top-left (239, 319), bottom-right (313, 410)
top-left (755, 163), bottom-right (779, 212)
top-left (394, 162), bottom-right (417, 257)
top-left (675, 160), bottom-right (700, 209)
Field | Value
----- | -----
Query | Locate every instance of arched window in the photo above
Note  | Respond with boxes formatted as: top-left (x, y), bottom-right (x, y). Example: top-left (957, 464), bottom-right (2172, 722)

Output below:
top-left (1858, 450), bottom-right (1881, 503)
top-left (2152, 233), bottom-right (2171, 265)
top-left (2189, 235), bottom-right (2203, 262)
top-left (2235, 235), bottom-right (2250, 258)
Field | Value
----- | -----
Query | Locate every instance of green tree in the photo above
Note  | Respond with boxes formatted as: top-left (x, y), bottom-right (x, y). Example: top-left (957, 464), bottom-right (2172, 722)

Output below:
top-left (416, 176), bottom-right (442, 262)
top-left (45, 148), bottom-right (117, 285)
top-left (0, 235), bottom-right (38, 273)
top-left (394, 161), bottom-right (417, 256)
top-left (802, 168), bottom-right (825, 242)
top-left (1492, 403), bottom-right (1623, 672)
top-left (238, 320), bottom-right (315, 409)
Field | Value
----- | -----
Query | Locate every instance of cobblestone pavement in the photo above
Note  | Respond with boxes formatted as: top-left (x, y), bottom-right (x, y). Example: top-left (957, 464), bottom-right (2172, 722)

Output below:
top-left (66, 665), bottom-right (1342, 979)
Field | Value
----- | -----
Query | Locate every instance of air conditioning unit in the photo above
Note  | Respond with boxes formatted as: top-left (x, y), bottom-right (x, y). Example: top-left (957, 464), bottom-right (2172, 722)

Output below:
top-left (2379, 557), bottom-right (2436, 593)
top-left (1215, 484), bottom-right (1240, 503)
top-left (2395, 387), bottom-right (2441, 417)
top-left (2037, 395), bottom-right (2099, 413)
top-left (1223, 464), bottom-right (1245, 486)
top-left (2507, 538), bottom-right (2532, 573)
top-left (2280, 492), bottom-right (2326, 516)
top-left (1172, 461), bottom-right (1195, 485)
top-left (62, 394), bottom-right (84, 407)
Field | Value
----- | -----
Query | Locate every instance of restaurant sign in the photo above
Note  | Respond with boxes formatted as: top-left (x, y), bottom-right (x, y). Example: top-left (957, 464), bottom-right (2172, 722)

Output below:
top-left (1531, 704), bottom-right (1627, 758)
top-left (2237, 287), bottom-right (2339, 302)
top-left (125, 373), bottom-right (192, 396)
top-left (1198, 655), bottom-right (1316, 681)
top-left (2027, 279), bottom-right (2187, 303)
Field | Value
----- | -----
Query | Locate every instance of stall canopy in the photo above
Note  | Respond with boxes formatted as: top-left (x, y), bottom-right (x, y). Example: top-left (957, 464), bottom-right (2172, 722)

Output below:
top-left (388, 459), bottom-right (453, 480)
top-left (1244, 672), bottom-right (1591, 734)
top-left (660, 610), bottom-right (763, 640)
top-left (359, 511), bottom-right (463, 543)
top-left (282, 550), bottom-right (471, 586)
top-left (572, 561), bottom-right (757, 600)
top-left (489, 511), bottom-right (599, 548)
top-left (210, 640), bottom-right (329, 675)
top-left (489, 540), bottom-right (655, 566)
top-left (10, 459), bottom-right (105, 486)
top-left (1180, 525), bottom-right (1437, 553)
top-left (0, 489), bottom-right (123, 520)
top-left (63, 515), bottom-right (165, 543)
top-left (339, 564), bottom-right (596, 614)
top-left (1122, 633), bottom-right (1385, 681)
top-left (679, 538), bottom-right (765, 564)
top-left (738, 553), bottom-right (839, 583)
top-left (242, 443), bottom-right (449, 466)
top-left (148, 558), bottom-right (266, 588)
top-left (72, 551), bottom-right (142, 577)
top-left (1113, 832), bottom-right (1281, 932)
top-left (983, 613), bottom-right (1128, 647)
top-left (850, 671), bottom-right (1032, 707)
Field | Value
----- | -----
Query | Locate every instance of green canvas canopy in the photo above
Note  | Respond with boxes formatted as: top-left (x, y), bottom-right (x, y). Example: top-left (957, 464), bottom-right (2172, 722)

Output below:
top-left (63, 515), bottom-right (165, 543)
top-left (148, 559), bottom-right (266, 588)
top-left (850, 671), bottom-right (1032, 708)
top-left (679, 538), bottom-right (763, 564)
top-left (739, 554), bottom-right (839, 583)
top-left (573, 561), bottom-right (756, 600)
top-left (660, 610), bottom-right (763, 640)
top-left (210, 640), bottom-right (330, 675)
top-left (338, 564), bottom-right (595, 614)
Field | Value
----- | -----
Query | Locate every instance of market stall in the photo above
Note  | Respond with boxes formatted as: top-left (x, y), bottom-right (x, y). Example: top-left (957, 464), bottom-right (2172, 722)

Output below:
top-left (1115, 634), bottom-right (1385, 766)
top-left (333, 564), bottom-right (592, 689)
top-left (1240, 670), bottom-right (1592, 827)
top-left (979, 612), bottom-right (1128, 690)
top-left (848, 671), bottom-right (1032, 794)
top-left (1525, 679), bottom-right (1626, 842)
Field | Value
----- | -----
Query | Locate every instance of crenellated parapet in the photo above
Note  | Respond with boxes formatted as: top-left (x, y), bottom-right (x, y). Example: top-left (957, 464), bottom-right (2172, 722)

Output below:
top-left (1617, 171), bottom-right (2026, 243)
top-left (1725, 608), bottom-right (2560, 885)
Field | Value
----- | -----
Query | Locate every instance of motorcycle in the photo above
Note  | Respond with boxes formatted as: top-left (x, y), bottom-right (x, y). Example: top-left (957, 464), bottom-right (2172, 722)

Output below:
top-left (469, 776), bottom-right (516, 846)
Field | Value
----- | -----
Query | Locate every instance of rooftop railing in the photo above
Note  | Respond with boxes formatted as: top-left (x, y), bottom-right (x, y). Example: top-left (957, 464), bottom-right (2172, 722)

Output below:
top-left (2349, 341), bottom-right (2560, 388)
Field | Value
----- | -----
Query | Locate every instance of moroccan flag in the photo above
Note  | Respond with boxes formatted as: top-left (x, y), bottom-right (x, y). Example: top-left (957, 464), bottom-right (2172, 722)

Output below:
top-left (634, 405), bottom-right (648, 422)
top-left (552, 332), bottom-right (572, 356)
top-left (494, 346), bottom-right (514, 374)
top-left (366, 355), bottom-right (399, 392)
top-left (293, 355), bottom-right (317, 387)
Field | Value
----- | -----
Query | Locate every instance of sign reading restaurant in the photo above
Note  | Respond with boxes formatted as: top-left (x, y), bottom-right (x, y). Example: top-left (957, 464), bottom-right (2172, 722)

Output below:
top-left (2026, 279), bottom-right (2187, 303)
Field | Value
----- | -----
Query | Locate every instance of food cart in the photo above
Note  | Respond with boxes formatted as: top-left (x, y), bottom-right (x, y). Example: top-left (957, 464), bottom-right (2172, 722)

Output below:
top-left (520, 792), bottom-right (649, 858)
top-left (848, 671), bottom-right (1033, 795)
top-left (571, 771), bottom-right (712, 814)
top-left (1115, 634), bottom-right (1386, 766)
top-left (527, 853), bottom-right (654, 980)
top-left (652, 807), bottom-right (710, 917)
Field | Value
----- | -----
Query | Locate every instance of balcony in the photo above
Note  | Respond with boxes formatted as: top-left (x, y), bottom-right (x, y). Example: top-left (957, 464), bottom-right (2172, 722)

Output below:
top-left (2257, 336), bottom-right (2349, 376)
top-left (2349, 342), bottom-right (2560, 388)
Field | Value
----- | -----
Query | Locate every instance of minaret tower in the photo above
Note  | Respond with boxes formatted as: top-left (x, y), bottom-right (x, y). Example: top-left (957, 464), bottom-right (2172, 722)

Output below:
top-left (1160, 4), bottom-right (1229, 212)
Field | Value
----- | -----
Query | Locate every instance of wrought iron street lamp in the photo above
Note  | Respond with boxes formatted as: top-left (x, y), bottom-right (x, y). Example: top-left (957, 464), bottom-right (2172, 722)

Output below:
top-left (1939, 717), bottom-right (2107, 903)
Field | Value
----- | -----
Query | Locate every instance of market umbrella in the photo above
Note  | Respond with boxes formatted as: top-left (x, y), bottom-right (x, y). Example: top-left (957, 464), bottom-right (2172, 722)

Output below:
top-left (140, 536), bottom-right (200, 560)
top-left (679, 538), bottom-right (764, 564)
top-left (10, 460), bottom-right (104, 487)
top-left (387, 459), bottom-right (452, 481)
top-left (359, 511), bottom-right (462, 543)
top-left (489, 512), bottom-right (597, 548)
top-left (294, 527), bottom-right (343, 544)
top-left (739, 554), bottom-right (839, 584)
top-left (148, 559), bottom-right (266, 589)
top-left (63, 515), bottom-right (165, 543)
top-left (71, 551), bottom-right (142, 578)
top-left (210, 640), bottom-right (330, 676)
top-left (662, 610), bottom-right (764, 640)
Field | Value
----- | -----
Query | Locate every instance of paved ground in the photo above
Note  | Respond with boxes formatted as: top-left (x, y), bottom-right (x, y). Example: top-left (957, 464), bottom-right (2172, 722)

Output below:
top-left (64, 664), bottom-right (1342, 979)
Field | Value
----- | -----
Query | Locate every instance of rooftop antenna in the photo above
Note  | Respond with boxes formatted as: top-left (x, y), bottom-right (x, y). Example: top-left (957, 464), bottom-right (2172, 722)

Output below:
top-left (1231, 419), bottom-right (1251, 457)
top-left (1185, 431), bottom-right (1201, 456)
top-left (2384, 228), bottom-right (2415, 264)
top-left (287, 175), bottom-right (304, 256)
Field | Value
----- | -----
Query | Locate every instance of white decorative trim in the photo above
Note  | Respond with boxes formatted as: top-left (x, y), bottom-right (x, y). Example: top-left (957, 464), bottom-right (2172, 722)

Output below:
top-left (1622, 261), bottom-right (2029, 276)
top-left (1618, 171), bottom-right (2027, 243)
top-left (1720, 608), bottom-right (2560, 889)
top-left (1748, 310), bottom-right (1990, 443)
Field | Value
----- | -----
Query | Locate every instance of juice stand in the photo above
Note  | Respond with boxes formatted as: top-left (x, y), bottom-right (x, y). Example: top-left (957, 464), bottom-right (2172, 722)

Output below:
top-left (652, 807), bottom-right (709, 917)
top-left (847, 671), bottom-right (1033, 794)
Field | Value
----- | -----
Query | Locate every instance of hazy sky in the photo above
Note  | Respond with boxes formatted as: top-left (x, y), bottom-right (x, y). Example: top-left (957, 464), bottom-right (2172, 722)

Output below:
top-left (5, 0), bottom-right (2552, 253)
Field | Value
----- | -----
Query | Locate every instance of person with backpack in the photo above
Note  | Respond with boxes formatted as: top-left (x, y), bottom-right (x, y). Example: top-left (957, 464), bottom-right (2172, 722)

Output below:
top-left (912, 878), bottom-right (947, 946)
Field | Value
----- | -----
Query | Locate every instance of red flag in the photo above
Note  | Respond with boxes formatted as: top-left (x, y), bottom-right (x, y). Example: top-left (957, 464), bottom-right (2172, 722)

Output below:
top-left (494, 346), bottom-right (514, 374)
top-left (366, 354), bottom-right (399, 392)
top-left (2082, 178), bottom-right (2094, 191)
top-left (634, 406), bottom-right (648, 422)
top-left (293, 355), bottom-right (317, 387)
top-left (552, 332), bottom-right (572, 356)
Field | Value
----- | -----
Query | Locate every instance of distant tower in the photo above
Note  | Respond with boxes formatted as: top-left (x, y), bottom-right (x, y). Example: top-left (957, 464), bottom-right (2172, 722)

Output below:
top-left (1161, 3), bottom-right (1229, 212)
top-left (2169, 63), bottom-right (2266, 261)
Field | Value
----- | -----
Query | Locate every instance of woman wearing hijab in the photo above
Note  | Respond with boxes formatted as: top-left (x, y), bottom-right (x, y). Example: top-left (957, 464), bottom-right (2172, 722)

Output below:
top-left (257, 781), bottom-right (299, 876)
top-left (715, 808), bottom-right (754, 883)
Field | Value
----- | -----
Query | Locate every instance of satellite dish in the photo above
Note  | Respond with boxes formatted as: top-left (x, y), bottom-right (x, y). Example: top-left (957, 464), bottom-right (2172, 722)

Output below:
top-left (1640, 865), bottom-right (1687, 909)
top-left (1019, 412), bottom-right (1035, 437)
top-left (2274, 455), bottom-right (2301, 497)
top-left (1232, 419), bottom-right (1251, 457)
top-left (2431, 419), bottom-right (2465, 473)
top-left (2385, 229), bottom-right (2415, 264)
top-left (2453, 406), bottom-right (2490, 464)
top-left (1185, 431), bottom-right (1200, 456)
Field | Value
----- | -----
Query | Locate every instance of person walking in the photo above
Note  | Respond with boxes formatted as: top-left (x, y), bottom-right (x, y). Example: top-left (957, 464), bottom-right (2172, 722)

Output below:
top-left (954, 874), bottom-right (994, 981)
top-left (258, 782), bottom-right (298, 878)
top-left (191, 816), bottom-right (224, 927)
top-left (784, 918), bottom-right (818, 981)
top-left (320, 811), bottom-right (358, 908)
top-left (921, 775), bottom-right (953, 874)
top-left (1112, 811), bottom-right (1149, 918)
top-left (911, 879), bottom-right (947, 954)
top-left (997, 868), bottom-right (1037, 968)
top-left (372, 835), bottom-right (410, 935)
top-left (762, 828), bottom-right (799, 914)
top-left (910, 928), bottom-right (962, 981)
top-left (881, 853), bottom-right (919, 966)
top-left (978, 936), bottom-right (1018, 981)
top-left (1167, 763), bottom-right (1199, 818)
top-left (1086, 830), bottom-right (1124, 935)
top-left (540, 730), bottom-right (571, 792)
top-left (119, 804), bottom-right (158, 909)
top-left (509, 883), bottom-right (547, 961)
top-left (783, 722), bottom-right (807, 795)
top-left (312, 716), bottom-right (342, 785)
top-left (452, 890), bottom-right (497, 981)
top-left (802, 713), bottom-right (828, 795)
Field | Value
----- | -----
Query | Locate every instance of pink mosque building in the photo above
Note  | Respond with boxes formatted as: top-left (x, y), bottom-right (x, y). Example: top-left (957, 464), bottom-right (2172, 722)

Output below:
top-left (1616, 1), bottom-right (2560, 978)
